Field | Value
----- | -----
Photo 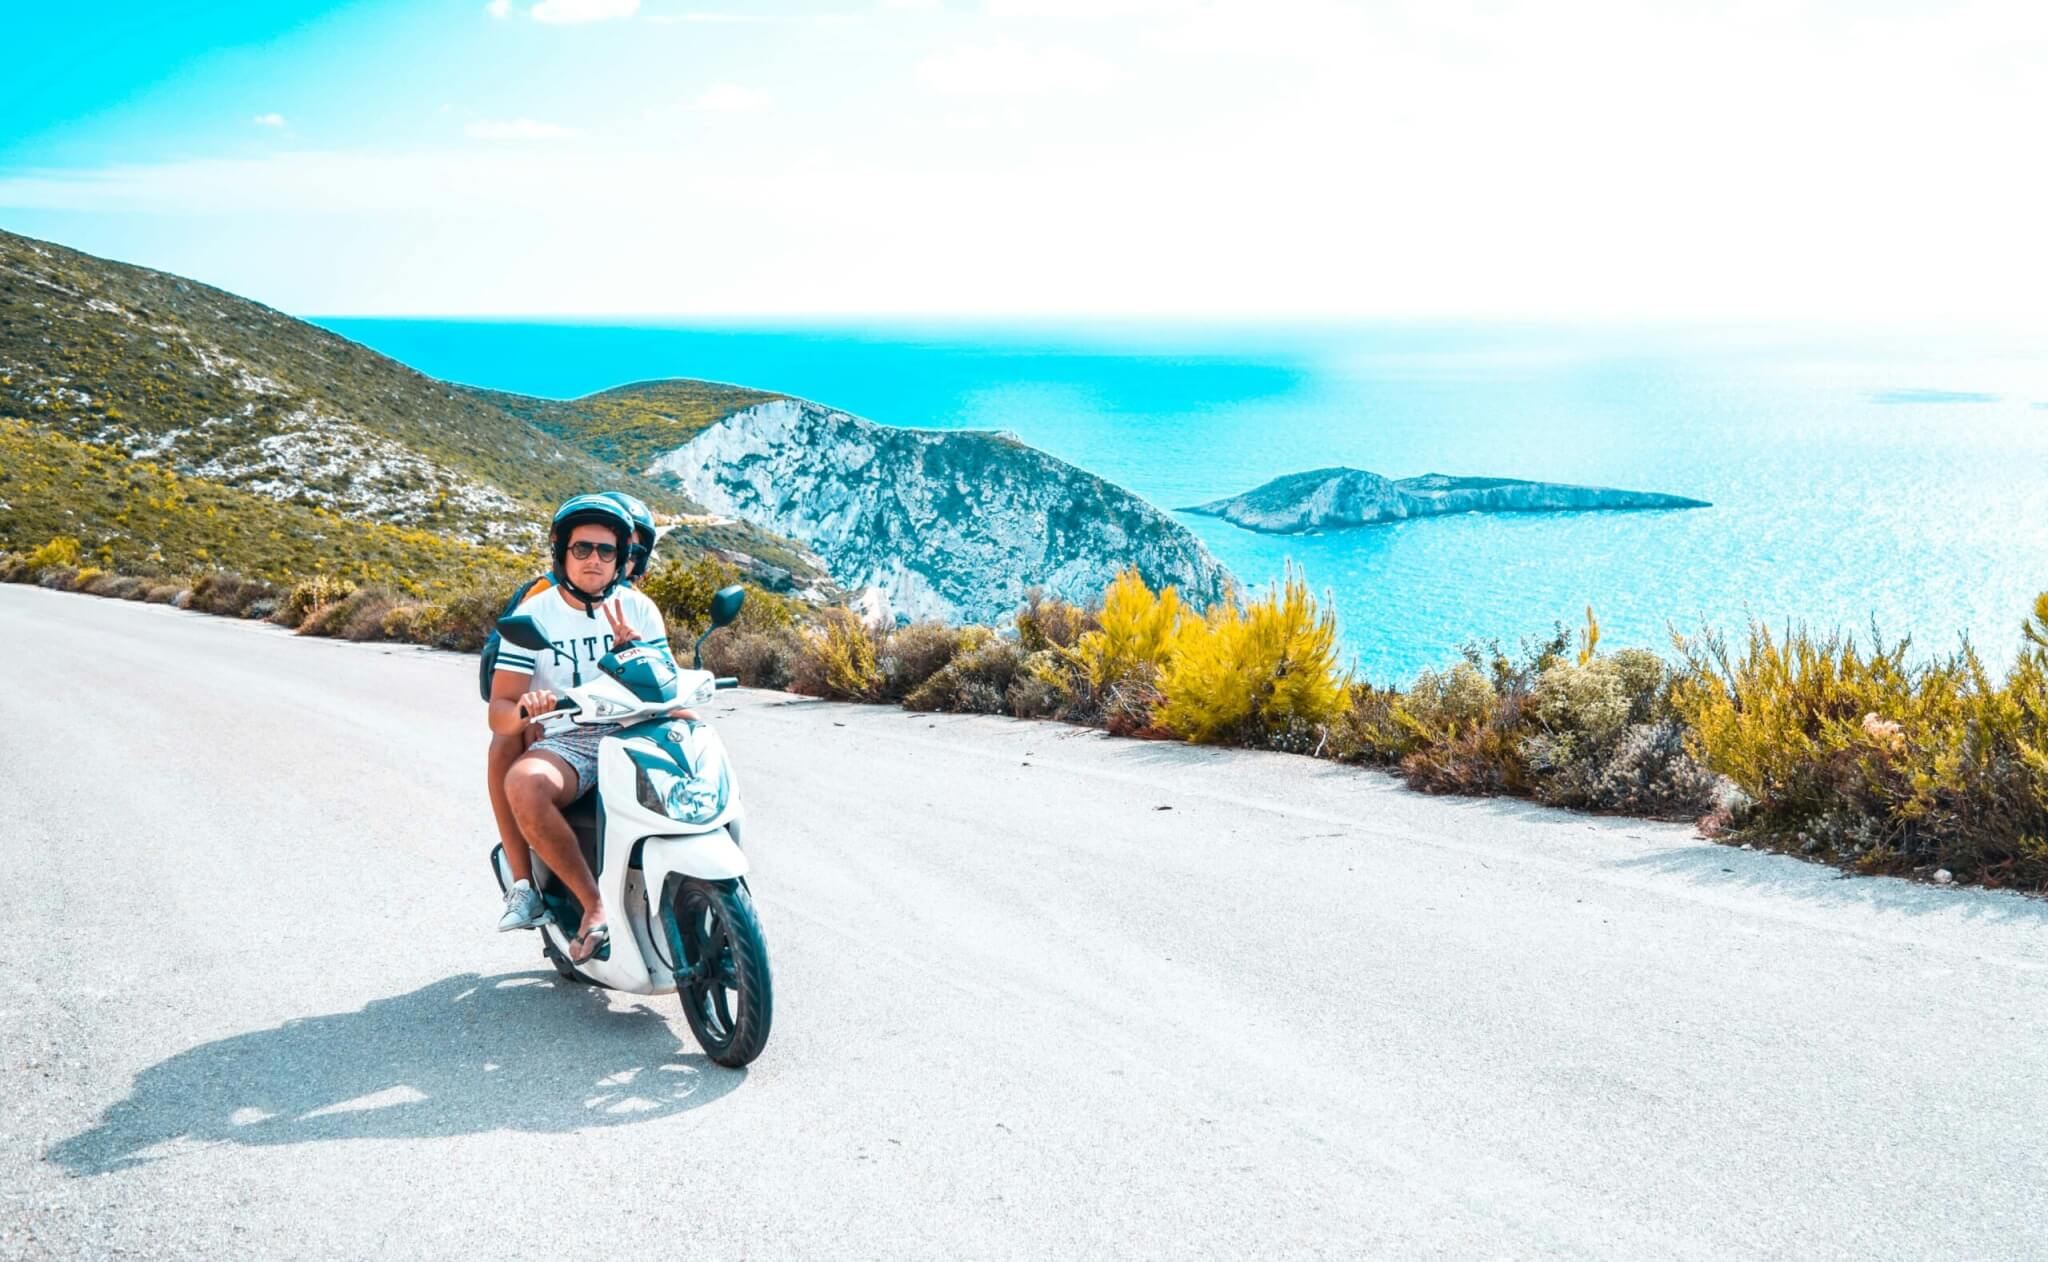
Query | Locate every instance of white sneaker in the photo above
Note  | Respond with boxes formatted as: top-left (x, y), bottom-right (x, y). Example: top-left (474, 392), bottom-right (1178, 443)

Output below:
top-left (497, 880), bottom-right (550, 931)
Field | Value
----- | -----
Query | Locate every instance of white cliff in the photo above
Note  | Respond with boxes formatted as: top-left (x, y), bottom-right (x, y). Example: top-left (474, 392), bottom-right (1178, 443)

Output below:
top-left (646, 399), bottom-right (1236, 624)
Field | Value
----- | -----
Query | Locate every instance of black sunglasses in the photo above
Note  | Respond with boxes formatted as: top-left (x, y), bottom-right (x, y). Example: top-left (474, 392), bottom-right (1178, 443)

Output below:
top-left (566, 541), bottom-right (618, 561)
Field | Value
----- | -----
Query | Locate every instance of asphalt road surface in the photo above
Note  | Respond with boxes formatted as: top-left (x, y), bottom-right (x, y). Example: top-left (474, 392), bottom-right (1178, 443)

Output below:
top-left (5, 585), bottom-right (2046, 1259)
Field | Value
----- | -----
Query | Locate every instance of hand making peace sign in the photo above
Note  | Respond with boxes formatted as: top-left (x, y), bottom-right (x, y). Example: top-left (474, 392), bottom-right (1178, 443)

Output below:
top-left (602, 597), bottom-right (644, 652)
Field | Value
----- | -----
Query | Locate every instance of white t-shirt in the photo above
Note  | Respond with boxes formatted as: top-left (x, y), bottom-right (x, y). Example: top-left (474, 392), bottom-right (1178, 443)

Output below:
top-left (494, 582), bottom-right (672, 731)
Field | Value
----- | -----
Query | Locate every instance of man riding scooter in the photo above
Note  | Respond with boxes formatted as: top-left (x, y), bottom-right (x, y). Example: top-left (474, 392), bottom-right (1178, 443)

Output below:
top-left (480, 492), bottom-right (658, 912)
top-left (486, 493), bottom-right (678, 964)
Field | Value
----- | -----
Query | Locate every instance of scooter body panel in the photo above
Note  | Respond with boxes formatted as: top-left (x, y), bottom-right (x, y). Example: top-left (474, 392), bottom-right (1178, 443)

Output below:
top-left (496, 703), bottom-right (749, 998)
top-left (638, 827), bottom-right (748, 883)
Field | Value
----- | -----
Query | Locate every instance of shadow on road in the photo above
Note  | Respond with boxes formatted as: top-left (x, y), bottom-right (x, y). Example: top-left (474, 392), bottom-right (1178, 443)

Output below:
top-left (48, 971), bottom-right (741, 1176)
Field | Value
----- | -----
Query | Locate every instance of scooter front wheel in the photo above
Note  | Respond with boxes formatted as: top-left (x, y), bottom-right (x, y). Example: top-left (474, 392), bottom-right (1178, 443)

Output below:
top-left (668, 878), bottom-right (773, 1067)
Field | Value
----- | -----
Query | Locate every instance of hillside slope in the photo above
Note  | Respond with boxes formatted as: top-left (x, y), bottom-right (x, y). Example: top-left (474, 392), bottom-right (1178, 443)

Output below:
top-left (0, 228), bottom-right (823, 587)
top-left (0, 418), bottom-right (524, 590)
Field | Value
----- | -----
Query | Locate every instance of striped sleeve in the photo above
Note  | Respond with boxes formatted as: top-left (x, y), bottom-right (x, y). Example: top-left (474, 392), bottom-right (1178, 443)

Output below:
top-left (495, 650), bottom-right (537, 677)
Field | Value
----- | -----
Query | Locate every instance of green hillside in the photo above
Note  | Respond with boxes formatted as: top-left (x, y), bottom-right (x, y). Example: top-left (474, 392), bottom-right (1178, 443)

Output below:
top-left (475, 378), bottom-right (782, 473)
top-left (0, 227), bottom-right (825, 589)
top-left (0, 417), bottom-right (525, 591)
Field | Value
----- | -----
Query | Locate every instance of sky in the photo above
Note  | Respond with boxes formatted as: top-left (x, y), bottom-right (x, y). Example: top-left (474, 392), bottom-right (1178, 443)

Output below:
top-left (2, 0), bottom-right (2045, 319)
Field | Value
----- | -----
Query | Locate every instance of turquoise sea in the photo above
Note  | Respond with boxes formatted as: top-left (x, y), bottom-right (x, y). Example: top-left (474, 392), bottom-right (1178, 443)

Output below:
top-left (314, 318), bottom-right (2048, 683)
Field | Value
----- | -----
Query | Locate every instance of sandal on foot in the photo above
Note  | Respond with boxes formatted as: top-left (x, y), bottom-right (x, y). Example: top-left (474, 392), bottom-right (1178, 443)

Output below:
top-left (569, 922), bottom-right (611, 964)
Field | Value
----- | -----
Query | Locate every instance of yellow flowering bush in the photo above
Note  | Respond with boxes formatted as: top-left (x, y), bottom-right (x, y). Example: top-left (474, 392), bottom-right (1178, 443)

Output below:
top-left (1155, 568), bottom-right (1346, 747)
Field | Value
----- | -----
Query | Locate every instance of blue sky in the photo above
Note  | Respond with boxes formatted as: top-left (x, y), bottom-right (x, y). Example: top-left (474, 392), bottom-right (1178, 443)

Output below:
top-left (4, 1), bottom-right (2044, 320)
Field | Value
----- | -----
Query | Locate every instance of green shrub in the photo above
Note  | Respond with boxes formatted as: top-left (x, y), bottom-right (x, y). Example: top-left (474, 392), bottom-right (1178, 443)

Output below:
top-left (434, 581), bottom-right (509, 652)
top-left (1015, 589), bottom-right (1096, 653)
top-left (371, 604), bottom-right (428, 641)
top-left (340, 590), bottom-right (400, 641)
top-left (791, 609), bottom-right (883, 701)
top-left (298, 586), bottom-right (391, 639)
top-left (1538, 720), bottom-right (1727, 819)
top-left (189, 572), bottom-right (278, 618)
top-left (1672, 600), bottom-right (2048, 887)
top-left (1398, 724), bottom-right (1520, 795)
top-left (704, 624), bottom-right (804, 690)
top-left (275, 575), bottom-right (357, 629)
top-left (1528, 658), bottom-right (1634, 747)
top-left (1326, 684), bottom-right (1414, 764)
top-left (905, 637), bottom-right (1026, 714)
top-left (1400, 660), bottom-right (1498, 738)
top-left (879, 623), bottom-right (984, 701)
top-left (643, 554), bottom-right (740, 633)
top-left (1010, 647), bottom-right (1091, 720)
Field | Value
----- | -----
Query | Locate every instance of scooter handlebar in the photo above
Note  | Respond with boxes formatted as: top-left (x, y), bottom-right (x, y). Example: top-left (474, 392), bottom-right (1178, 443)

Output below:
top-left (518, 696), bottom-right (582, 719)
top-left (714, 677), bottom-right (739, 690)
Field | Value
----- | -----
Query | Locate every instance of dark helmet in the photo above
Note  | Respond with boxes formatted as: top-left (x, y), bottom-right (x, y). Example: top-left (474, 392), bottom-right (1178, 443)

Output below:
top-left (549, 493), bottom-right (634, 614)
top-left (604, 491), bottom-right (658, 583)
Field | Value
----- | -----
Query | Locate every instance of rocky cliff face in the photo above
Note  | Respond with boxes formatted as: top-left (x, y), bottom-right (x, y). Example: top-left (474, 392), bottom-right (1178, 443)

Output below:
top-left (647, 399), bottom-right (1237, 623)
top-left (1186, 467), bottom-right (1710, 534)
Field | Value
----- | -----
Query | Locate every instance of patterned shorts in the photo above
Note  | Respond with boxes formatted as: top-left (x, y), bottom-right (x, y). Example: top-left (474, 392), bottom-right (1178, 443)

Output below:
top-left (529, 723), bottom-right (620, 798)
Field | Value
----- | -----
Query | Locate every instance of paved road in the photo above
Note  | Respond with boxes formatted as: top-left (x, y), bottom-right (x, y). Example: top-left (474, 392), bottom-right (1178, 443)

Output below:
top-left (4, 585), bottom-right (2046, 1259)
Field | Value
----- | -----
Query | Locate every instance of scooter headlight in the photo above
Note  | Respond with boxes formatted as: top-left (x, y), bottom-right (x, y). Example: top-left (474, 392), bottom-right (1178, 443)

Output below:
top-left (633, 749), bottom-right (728, 825)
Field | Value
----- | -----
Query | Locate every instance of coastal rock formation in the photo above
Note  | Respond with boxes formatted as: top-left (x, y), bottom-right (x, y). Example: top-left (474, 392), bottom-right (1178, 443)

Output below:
top-left (1185, 468), bottom-right (1710, 534)
top-left (648, 399), bottom-right (1237, 623)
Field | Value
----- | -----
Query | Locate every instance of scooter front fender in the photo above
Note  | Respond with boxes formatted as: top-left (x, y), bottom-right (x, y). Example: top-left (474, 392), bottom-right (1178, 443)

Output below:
top-left (638, 827), bottom-right (749, 887)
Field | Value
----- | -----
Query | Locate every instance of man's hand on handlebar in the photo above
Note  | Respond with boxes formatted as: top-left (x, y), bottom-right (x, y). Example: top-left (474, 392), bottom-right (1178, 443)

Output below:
top-left (518, 689), bottom-right (557, 721)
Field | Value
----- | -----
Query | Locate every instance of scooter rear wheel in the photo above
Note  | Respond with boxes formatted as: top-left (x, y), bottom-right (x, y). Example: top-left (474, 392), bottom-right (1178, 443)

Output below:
top-left (670, 878), bottom-right (773, 1067)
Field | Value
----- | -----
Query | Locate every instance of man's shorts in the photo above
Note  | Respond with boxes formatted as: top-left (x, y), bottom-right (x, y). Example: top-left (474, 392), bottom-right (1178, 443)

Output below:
top-left (529, 723), bottom-right (620, 798)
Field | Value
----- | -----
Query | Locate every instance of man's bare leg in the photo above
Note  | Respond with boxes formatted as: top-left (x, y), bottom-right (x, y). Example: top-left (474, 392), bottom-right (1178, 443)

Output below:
top-left (505, 751), bottom-right (605, 944)
top-left (487, 727), bottom-right (541, 882)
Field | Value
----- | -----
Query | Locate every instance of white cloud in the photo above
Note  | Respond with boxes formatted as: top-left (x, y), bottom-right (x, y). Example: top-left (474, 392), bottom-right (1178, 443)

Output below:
top-left (643, 10), bottom-right (866, 24)
top-left (530, 0), bottom-right (638, 24)
top-left (252, 113), bottom-right (288, 128)
top-left (484, 0), bottom-right (511, 17)
top-left (986, 0), bottom-right (1173, 15)
top-left (691, 84), bottom-right (770, 112)
top-left (13, 0), bottom-right (2048, 320)
top-left (918, 42), bottom-right (1115, 95)
top-left (464, 118), bottom-right (579, 139)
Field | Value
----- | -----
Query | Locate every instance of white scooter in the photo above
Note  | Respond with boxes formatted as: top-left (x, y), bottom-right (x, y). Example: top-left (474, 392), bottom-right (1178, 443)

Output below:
top-left (489, 584), bottom-right (772, 1068)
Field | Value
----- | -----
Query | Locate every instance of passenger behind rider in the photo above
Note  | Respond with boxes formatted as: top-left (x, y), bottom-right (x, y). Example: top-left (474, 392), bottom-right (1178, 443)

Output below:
top-left (486, 493), bottom-right (678, 964)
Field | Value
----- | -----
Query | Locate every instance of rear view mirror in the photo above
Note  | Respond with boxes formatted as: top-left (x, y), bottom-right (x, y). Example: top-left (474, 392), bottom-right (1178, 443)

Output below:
top-left (709, 585), bottom-right (745, 629)
top-left (692, 584), bottom-right (747, 669)
top-left (496, 614), bottom-right (550, 651)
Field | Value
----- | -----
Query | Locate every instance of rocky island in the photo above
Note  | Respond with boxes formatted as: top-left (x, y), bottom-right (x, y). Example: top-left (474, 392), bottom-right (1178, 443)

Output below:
top-left (1185, 468), bottom-right (1710, 534)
